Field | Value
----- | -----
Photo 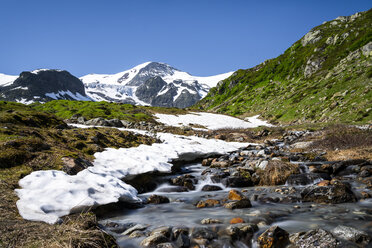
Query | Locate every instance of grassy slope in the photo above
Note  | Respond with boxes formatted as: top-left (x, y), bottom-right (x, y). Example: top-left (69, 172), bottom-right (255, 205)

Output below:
top-left (196, 9), bottom-right (372, 124)
top-left (0, 101), bottom-right (158, 247)
top-left (32, 100), bottom-right (188, 123)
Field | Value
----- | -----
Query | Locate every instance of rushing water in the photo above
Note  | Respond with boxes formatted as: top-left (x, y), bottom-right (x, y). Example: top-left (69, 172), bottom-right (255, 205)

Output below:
top-left (99, 162), bottom-right (372, 247)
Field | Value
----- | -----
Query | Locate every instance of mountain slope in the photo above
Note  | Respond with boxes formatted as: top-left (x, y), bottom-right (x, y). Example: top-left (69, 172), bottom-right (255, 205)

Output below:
top-left (0, 70), bottom-right (91, 104)
top-left (81, 62), bottom-right (233, 107)
top-left (196, 9), bottom-right (372, 124)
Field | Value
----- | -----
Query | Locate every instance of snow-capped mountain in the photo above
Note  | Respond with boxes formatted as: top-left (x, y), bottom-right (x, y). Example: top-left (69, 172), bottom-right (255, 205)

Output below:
top-left (0, 62), bottom-right (233, 107)
top-left (81, 62), bottom-right (233, 108)
top-left (0, 70), bottom-right (90, 104)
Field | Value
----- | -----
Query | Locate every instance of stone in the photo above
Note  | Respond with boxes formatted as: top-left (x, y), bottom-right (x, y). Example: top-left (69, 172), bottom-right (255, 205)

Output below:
top-left (147, 195), bottom-right (170, 204)
top-left (301, 30), bottom-right (322, 46)
top-left (191, 227), bottom-right (218, 240)
top-left (301, 182), bottom-right (357, 204)
top-left (290, 228), bottom-right (339, 248)
top-left (332, 225), bottom-right (371, 246)
top-left (257, 226), bottom-right (289, 248)
top-left (361, 41), bottom-right (372, 57)
top-left (225, 223), bottom-right (258, 241)
top-left (122, 224), bottom-right (148, 236)
top-left (257, 160), bottom-right (300, 186)
top-left (201, 185), bottom-right (223, 191)
top-left (210, 160), bottom-right (230, 168)
top-left (171, 174), bottom-right (198, 190)
top-left (222, 176), bottom-right (253, 187)
top-left (151, 226), bottom-right (172, 238)
top-left (156, 243), bottom-right (175, 248)
top-left (286, 173), bottom-right (326, 186)
top-left (61, 157), bottom-right (93, 175)
top-left (106, 118), bottom-right (124, 127)
top-left (228, 189), bottom-right (246, 201)
top-left (196, 199), bottom-right (221, 208)
top-left (175, 233), bottom-right (190, 248)
top-left (317, 180), bottom-right (330, 186)
top-left (225, 199), bottom-right (252, 209)
top-left (230, 217), bottom-right (244, 224)
top-left (202, 158), bottom-right (214, 166)
top-left (201, 218), bottom-right (222, 225)
top-left (140, 233), bottom-right (168, 247)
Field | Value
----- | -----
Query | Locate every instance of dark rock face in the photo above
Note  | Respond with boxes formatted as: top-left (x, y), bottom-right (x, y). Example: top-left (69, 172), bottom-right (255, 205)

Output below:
top-left (286, 173), bottom-right (329, 186)
top-left (257, 226), bottom-right (289, 248)
top-left (135, 76), bottom-right (202, 108)
top-left (201, 185), bottom-right (223, 191)
top-left (0, 70), bottom-right (89, 103)
top-left (290, 228), bottom-right (339, 248)
top-left (301, 181), bottom-right (357, 204)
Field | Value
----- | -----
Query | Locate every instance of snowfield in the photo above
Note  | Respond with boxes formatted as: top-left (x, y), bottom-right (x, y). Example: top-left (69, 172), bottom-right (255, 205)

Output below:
top-left (155, 112), bottom-right (273, 130)
top-left (16, 128), bottom-right (252, 224)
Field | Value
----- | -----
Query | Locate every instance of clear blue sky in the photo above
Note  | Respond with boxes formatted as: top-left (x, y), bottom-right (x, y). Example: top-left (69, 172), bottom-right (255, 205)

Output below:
top-left (1, 0), bottom-right (371, 77)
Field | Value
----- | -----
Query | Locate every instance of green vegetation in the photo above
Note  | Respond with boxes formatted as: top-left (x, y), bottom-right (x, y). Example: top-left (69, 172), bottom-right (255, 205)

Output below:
top-left (195, 9), bottom-right (372, 124)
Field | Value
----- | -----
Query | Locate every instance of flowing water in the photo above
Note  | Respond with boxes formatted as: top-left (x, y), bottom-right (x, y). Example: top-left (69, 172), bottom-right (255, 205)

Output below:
top-left (99, 162), bottom-right (372, 247)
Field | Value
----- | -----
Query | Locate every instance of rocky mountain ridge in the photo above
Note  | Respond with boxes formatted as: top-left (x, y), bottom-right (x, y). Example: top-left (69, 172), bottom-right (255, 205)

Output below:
top-left (0, 62), bottom-right (233, 108)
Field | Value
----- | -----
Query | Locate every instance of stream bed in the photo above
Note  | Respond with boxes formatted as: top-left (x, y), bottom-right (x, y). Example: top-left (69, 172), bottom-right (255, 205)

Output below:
top-left (99, 160), bottom-right (372, 247)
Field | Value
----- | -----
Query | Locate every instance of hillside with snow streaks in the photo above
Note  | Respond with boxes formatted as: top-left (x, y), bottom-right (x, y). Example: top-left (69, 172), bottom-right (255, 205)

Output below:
top-left (81, 62), bottom-right (233, 108)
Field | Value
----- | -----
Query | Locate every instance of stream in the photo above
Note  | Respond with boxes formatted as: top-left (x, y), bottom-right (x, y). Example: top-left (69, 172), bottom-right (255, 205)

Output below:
top-left (99, 160), bottom-right (372, 247)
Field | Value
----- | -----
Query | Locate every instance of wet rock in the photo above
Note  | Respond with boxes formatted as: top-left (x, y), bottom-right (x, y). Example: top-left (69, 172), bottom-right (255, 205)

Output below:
top-left (196, 199), bottom-right (221, 208)
top-left (210, 160), bottom-right (230, 168)
top-left (157, 186), bottom-right (188, 193)
top-left (140, 233), bottom-right (168, 247)
top-left (225, 223), bottom-right (258, 241)
top-left (286, 173), bottom-right (326, 186)
top-left (171, 174), bottom-right (198, 190)
top-left (222, 176), bottom-right (253, 187)
top-left (61, 157), bottom-right (93, 175)
top-left (191, 227), bottom-right (218, 240)
top-left (201, 185), bottom-right (223, 191)
top-left (129, 230), bottom-right (147, 238)
top-left (230, 217), bottom-right (244, 224)
top-left (202, 158), bottom-right (214, 167)
top-left (172, 227), bottom-right (189, 239)
top-left (228, 189), bottom-right (246, 201)
top-left (225, 199), bottom-right (252, 209)
top-left (175, 233), bottom-right (190, 248)
top-left (290, 228), bottom-right (339, 248)
top-left (122, 224), bottom-right (149, 235)
top-left (156, 243), bottom-right (175, 248)
top-left (301, 181), bottom-right (357, 204)
top-left (104, 222), bottom-right (134, 234)
top-left (332, 225), bottom-right (371, 246)
top-left (151, 226), bottom-right (172, 238)
top-left (257, 226), bottom-right (289, 248)
top-left (201, 218), bottom-right (222, 225)
top-left (147, 195), bottom-right (170, 204)
top-left (210, 171), bottom-right (230, 183)
top-left (317, 180), bottom-right (330, 186)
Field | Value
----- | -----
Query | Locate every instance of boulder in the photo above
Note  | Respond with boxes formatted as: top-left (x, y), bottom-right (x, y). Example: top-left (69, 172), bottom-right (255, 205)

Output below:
top-left (290, 228), bottom-right (339, 248)
top-left (171, 174), bottom-right (198, 190)
top-left (257, 161), bottom-right (300, 186)
top-left (222, 176), bottom-right (253, 187)
top-left (61, 157), bottom-right (93, 175)
top-left (225, 223), bottom-right (258, 241)
top-left (286, 173), bottom-right (327, 186)
top-left (196, 199), bottom-right (221, 208)
top-left (301, 181), bottom-right (357, 204)
top-left (147, 195), bottom-right (170, 204)
top-left (140, 233), bottom-right (168, 247)
top-left (332, 225), bottom-right (371, 246)
top-left (201, 185), bottom-right (223, 191)
top-left (230, 217), bottom-right (244, 224)
top-left (225, 199), bottom-right (252, 209)
top-left (191, 227), bottom-right (218, 241)
top-left (228, 189), bottom-right (246, 201)
top-left (122, 224), bottom-right (148, 236)
top-left (257, 226), bottom-right (289, 248)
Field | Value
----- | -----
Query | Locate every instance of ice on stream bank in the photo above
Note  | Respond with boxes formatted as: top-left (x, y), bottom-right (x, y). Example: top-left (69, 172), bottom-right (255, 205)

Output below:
top-left (16, 129), bottom-right (251, 224)
top-left (154, 112), bottom-right (273, 130)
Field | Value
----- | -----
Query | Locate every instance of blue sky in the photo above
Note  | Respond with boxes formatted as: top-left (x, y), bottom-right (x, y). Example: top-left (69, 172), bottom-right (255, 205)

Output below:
top-left (1, 0), bottom-right (371, 77)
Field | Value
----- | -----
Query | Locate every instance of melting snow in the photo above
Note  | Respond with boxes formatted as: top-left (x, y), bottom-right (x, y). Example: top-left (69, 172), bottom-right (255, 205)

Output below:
top-left (154, 112), bottom-right (273, 130)
top-left (16, 127), bottom-right (251, 224)
top-left (45, 90), bottom-right (91, 101)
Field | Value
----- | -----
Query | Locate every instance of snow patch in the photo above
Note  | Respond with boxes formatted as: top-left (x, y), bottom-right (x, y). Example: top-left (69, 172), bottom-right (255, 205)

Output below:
top-left (16, 98), bottom-right (34, 105)
top-left (16, 127), bottom-right (251, 224)
top-left (155, 112), bottom-right (273, 130)
top-left (0, 73), bottom-right (18, 87)
top-left (45, 90), bottom-right (91, 101)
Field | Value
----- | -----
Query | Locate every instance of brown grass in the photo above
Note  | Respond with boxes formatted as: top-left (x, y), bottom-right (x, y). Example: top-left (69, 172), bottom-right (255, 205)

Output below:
top-left (257, 161), bottom-right (300, 186)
